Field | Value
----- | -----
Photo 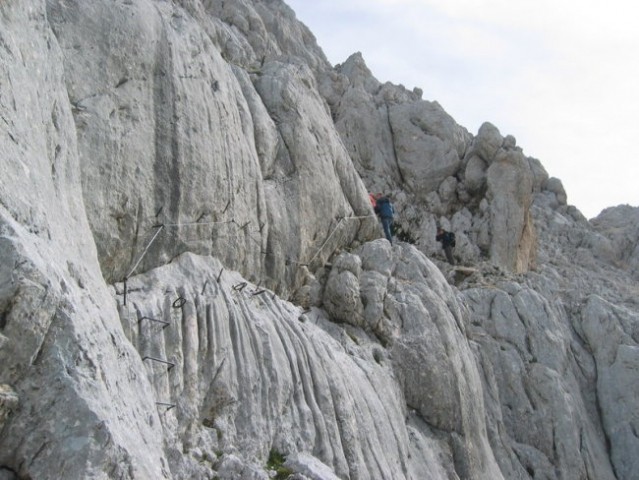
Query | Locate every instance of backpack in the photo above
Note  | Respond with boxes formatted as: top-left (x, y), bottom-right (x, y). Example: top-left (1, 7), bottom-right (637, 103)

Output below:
top-left (377, 197), bottom-right (394, 218)
top-left (445, 231), bottom-right (456, 247)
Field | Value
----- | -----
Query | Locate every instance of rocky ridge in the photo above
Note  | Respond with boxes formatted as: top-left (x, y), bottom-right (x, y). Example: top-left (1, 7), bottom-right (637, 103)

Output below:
top-left (1, 1), bottom-right (638, 479)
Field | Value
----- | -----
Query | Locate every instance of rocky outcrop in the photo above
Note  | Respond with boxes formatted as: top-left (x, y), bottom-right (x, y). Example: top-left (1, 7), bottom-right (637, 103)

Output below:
top-left (1, 0), bottom-right (638, 479)
top-left (591, 205), bottom-right (639, 278)
top-left (328, 53), bottom-right (552, 272)
top-left (486, 146), bottom-right (537, 273)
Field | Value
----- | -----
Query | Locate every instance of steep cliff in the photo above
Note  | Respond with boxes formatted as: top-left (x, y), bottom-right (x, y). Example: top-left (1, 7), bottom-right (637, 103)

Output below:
top-left (1, 1), bottom-right (637, 479)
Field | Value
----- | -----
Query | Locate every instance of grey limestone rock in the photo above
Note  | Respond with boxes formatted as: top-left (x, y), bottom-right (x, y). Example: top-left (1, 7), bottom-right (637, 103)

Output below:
top-left (321, 242), bottom-right (503, 478)
top-left (464, 283), bottom-right (617, 480)
top-left (322, 252), bottom-right (364, 325)
top-left (487, 147), bottom-right (537, 272)
top-left (582, 295), bottom-right (639, 480)
top-left (473, 122), bottom-right (504, 164)
top-left (1, 0), bottom-right (638, 479)
top-left (0, 385), bottom-right (18, 433)
top-left (284, 452), bottom-right (342, 480)
top-left (111, 252), bottom-right (445, 479)
top-left (527, 157), bottom-right (550, 192)
top-left (591, 204), bottom-right (639, 278)
top-left (46, 0), bottom-right (377, 296)
top-left (544, 177), bottom-right (569, 206)
top-left (329, 57), bottom-right (545, 272)
top-left (464, 155), bottom-right (489, 194)
top-left (389, 101), bottom-right (468, 197)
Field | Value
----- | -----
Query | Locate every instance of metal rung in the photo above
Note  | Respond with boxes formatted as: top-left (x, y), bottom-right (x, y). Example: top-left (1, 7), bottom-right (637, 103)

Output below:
top-left (138, 316), bottom-right (170, 328)
top-left (142, 356), bottom-right (175, 370)
top-left (155, 402), bottom-right (176, 411)
top-left (232, 282), bottom-right (247, 291)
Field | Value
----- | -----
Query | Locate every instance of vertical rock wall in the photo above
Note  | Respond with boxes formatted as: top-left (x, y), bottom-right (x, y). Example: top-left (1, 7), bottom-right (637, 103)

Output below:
top-left (0, 1), bottom-right (170, 478)
top-left (46, 0), bottom-right (377, 293)
top-left (464, 283), bottom-right (616, 480)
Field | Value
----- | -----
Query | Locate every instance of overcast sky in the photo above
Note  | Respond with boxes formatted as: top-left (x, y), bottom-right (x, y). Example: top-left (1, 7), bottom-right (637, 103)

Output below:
top-left (285, 0), bottom-right (639, 219)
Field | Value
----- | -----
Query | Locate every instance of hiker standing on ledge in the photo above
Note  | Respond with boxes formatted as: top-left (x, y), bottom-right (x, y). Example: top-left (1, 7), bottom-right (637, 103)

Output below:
top-left (374, 194), bottom-right (395, 245)
top-left (436, 228), bottom-right (456, 265)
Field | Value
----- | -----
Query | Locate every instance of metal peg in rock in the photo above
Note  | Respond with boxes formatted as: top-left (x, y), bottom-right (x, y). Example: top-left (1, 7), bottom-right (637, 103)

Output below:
top-left (172, 296), bottom-right (187, 308)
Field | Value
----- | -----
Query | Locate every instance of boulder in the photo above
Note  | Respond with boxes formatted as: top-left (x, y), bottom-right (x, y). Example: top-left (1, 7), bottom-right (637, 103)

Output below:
top-left (487, 149), bottom-right (537, 272)
top-left (544, 177), bottom-right (568, 206)
top-left (464, 155), bottom-right (488, 194)
top-left (389, 101), bottom-right (467, 196)
top-left (473, 122), bottom-right (503, 163)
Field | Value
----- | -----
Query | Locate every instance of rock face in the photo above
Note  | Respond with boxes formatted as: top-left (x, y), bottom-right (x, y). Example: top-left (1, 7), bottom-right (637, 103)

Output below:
top-left (46, 0), bottom-right (377, 293)
top-left (591, 205), bottom-right (639, 278)
top-left (1, 0), bottom-right (638, 479)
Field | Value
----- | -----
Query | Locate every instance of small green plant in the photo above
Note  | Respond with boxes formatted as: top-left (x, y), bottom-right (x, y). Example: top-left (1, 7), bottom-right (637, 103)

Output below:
top-left (266, 450), bottom-right (294, 480)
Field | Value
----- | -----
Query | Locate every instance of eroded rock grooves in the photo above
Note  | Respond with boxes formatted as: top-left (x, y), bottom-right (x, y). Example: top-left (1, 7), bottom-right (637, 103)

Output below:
top-left (0, 1), bottom-right (637, 479)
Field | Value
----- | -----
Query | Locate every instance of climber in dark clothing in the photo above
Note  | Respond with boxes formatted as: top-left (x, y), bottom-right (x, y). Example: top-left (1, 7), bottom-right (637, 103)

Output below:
top-left (436, 228), bottom-right (456, 265)
top-left (374, 195), bottom-right (395, 245)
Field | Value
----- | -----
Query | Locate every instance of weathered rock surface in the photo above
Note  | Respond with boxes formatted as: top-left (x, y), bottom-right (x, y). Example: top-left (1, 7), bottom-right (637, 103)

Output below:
top-left (581, 295), bottom-right (639, 480)
top-left (0, 385), bottom-right (18, 433)
top-left (591, 204), bottom-right (639, 279)
top-left (46, 0), bottom-right (376, 293)
top-left (486, 146), bottom-right (537, 273)
top-left (115, 252), bottom-right (413, 479)
top-left (464, 283), bottom-right (616, 480)
top-left (1, 0), bottom-right (638, 479)
top-left (112, 243), bottom-right (504, 479)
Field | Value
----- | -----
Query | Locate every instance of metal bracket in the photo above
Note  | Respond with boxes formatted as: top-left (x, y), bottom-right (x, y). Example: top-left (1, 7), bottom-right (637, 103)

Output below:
top-left (143, 356), bottom-right (175, 371)
top-left (138, 316), bottom-right (170, 329)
